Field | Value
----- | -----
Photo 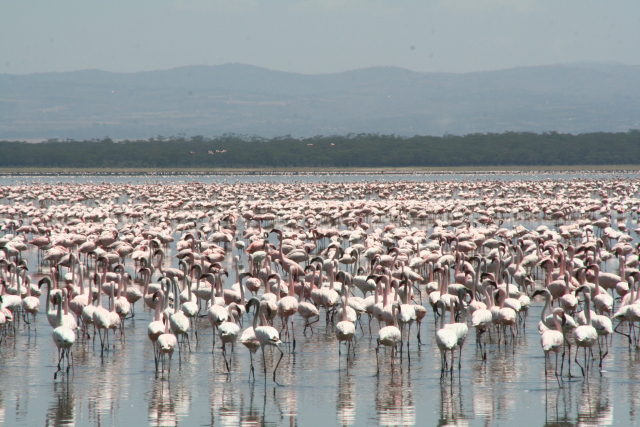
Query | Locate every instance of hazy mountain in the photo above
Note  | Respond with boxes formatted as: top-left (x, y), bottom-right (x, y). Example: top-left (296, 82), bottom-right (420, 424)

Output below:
top-left (1, 62), bottom-right (639, 140)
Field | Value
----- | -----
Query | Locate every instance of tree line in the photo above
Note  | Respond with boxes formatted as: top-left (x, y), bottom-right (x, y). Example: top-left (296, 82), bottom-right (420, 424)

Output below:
top-left (1, 131), bottom-right (639, 168)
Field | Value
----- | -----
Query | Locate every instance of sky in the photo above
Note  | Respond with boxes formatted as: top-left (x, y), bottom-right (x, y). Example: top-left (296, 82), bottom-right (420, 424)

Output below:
top-left (2, 0), bottom-right (640, 75)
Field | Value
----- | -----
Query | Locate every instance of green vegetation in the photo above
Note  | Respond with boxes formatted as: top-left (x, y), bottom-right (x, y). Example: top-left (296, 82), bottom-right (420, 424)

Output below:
top-left (1, 131), bottom-right (639, 168)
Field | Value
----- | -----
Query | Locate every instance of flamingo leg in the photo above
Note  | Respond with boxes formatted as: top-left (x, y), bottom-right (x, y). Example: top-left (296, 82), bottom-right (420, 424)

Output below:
top-left (614, 321), bottom-right (632, 346)
top-left (154, 343), bottom-right (159, 371)
top-left (67, 349), bottom-right (73, 373)
top-left (575, 347), bottom-right (585, 376)
top-left (375, 339), bottom-right (380, 376)
top-left (273, 345), bottom-right (284, 383)
top-left (248, 352), bottom-right (255, 381)
top-left (407, 324), bottom-right (411, 363)
top-left (54, 348), bottom-right (64, 379)
top-left (450, 349), bottom-right (455, 376)
top-left (222, 343), bottom-right (230, 372)
top-left (261, 345), bottom-right (267, 377)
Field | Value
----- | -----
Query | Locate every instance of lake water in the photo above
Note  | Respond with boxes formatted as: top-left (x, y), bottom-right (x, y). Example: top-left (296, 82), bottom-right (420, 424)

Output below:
top-left (0, 172), bottom-right (639, 427)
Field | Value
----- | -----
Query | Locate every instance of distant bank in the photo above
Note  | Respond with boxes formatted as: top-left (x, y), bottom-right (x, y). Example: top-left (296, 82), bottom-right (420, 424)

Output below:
top-left (0, 132), bottom-right (639, 169)
top-left (0, 165), bottom-right (638, 174)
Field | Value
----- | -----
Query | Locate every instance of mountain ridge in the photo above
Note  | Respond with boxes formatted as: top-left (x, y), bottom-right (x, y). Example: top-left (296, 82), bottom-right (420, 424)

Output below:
top-left (1, 62), bottom-right (639, 140)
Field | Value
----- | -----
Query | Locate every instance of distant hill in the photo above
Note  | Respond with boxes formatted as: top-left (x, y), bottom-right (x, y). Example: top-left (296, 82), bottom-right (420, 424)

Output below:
top-left (1, 63), bottom-right (639, 140)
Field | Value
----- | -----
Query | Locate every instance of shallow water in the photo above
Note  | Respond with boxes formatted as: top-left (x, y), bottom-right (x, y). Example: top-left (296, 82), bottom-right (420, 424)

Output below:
top-left (0, 169), bottom-right (638, 186)
top-left (0, 173), bottom-right (639, 426)
top-left (2, 286), bottom-right (639, 427)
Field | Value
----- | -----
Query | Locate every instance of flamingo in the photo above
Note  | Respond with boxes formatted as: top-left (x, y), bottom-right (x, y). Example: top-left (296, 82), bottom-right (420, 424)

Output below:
top-left (270, 272), bottom-right (299, 348)
top-left (495, 288), bottom-right (517, 345)
top-left (540, 307), bottom-right (565, 376)
top-left (445, 290), bottom-right (469, 370)
top-left (124, 272), bottom-right (143, 316)
top-left (472, 282), bottom-right (494, 359)
top-left (396, 276), bottom-right (417, 356)
top-left (245, 298), bottom-right (284, 382)
top-left (52, 289), bottom-right (76, 379)
top-left (335, 294), bottom-right (356, 360)
top-left (92, 272), bottom-right (112, 353)
top-left (375, 301), bottom-right (401, 375)
top-left (107, 282), bottom-right (122, 342)
top-left (240, 299), bottom-right (268, 380)
top-left (588, 264), bottom-right (613, 315)
top-left (169, 277), bottom-right (190, 352)
top-left (435, 299), bottom-right (458, 378)
top-left (207, 273), bottom-right (229, 351)
top-left (296, 277), bottom-right (320, 335)
top-left (157, 312), bottom-right (178, 374)
top-left (218, 302), bottom-right (242, 372)
top-left (21, 273), bottom-right (40, 326)
top-left (180, 275), bottom-right (199, 340)
top-left (147, 290), bottom-right (165, 371)
top-left (573, 285), bottom-right (599, 376)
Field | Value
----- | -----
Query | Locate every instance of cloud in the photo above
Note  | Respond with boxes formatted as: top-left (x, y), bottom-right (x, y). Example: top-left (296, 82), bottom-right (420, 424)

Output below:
top-left (436, 0), bottom-right (541, 14)
top-left (290, 0), bottom-right (402, 16)
top-left (170, 0), bottom-right (260, 14)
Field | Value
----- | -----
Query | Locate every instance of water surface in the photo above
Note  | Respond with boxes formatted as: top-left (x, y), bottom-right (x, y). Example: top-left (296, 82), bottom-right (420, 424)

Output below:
top-left (0, 172), bottom-right (639, 426)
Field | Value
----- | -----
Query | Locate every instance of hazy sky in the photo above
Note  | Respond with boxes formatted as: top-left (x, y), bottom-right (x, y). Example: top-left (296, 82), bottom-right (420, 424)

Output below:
top-left (3, 0), bottom-right (639, 75)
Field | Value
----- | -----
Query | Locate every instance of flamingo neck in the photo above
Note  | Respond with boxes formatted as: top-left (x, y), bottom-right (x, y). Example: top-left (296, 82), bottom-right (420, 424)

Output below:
top-left (164, 315), bottom-right (170, 334)
top-left (252, 302), bottom-right (260, 329)
top-left (239, 275), bottom-right (246, 305)
top-left (209, 276), bottom-right (216, 301)
top-left (391, 305), bottom-right (398, 327)
top-left (110, 287), bottom-right (116, 313)
top-left (56, 296), bottom-right (63, 324)
top-left (45, 280), bottom-right (51, 313)
top-left (563, 273), bottom-right (571, 295)
top-left (584, 294), bottom-right (592, 324)
top-left (593, 268), bottom-right (600, 295)
top-left (382, 279), bottom-right (389, 306)
top-left (483, 285), bottom-right (492, 309)
top-left (552, 311), bottom-right (562, 331)
top-left (541, 293), bottom-right (550, 323)
top-left (288, 274), bottom-right (295, 299)
top-left (97, 275), bottom-right (104, 308)
top-left (154, 295), bottom-right (163, 321)
top-left (458, 295), bottom-right (466, 323)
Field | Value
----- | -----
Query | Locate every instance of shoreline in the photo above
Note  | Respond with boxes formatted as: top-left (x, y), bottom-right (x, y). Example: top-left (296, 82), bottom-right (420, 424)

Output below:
top-left (0, 165), bottom-right (638, 174)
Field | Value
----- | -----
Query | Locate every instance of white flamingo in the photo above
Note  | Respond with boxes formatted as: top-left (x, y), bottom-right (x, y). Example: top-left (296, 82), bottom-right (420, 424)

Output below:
top-left (435, 299), bottom-right (458, 378)
top-left (246, 298), bottom-right (284, 382)
top-left (51, 289), bottom-right (76, 379)
top-left (573, 285), bottom-right (599, 376)
top-left (540, 307), bottom-right (565, 376)
top-left (375, 301), bottom-right (401, 375)
top-left (157, 312), bottom-right (178, 374)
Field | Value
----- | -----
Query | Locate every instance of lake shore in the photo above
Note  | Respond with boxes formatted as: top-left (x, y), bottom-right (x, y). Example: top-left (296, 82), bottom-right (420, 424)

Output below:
top-left (0, 164), bottom-right (638, 174)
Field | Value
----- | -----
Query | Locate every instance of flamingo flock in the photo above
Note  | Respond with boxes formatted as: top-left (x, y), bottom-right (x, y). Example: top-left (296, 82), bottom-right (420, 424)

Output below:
top-left (0, 177), bottom-right (639, 385)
